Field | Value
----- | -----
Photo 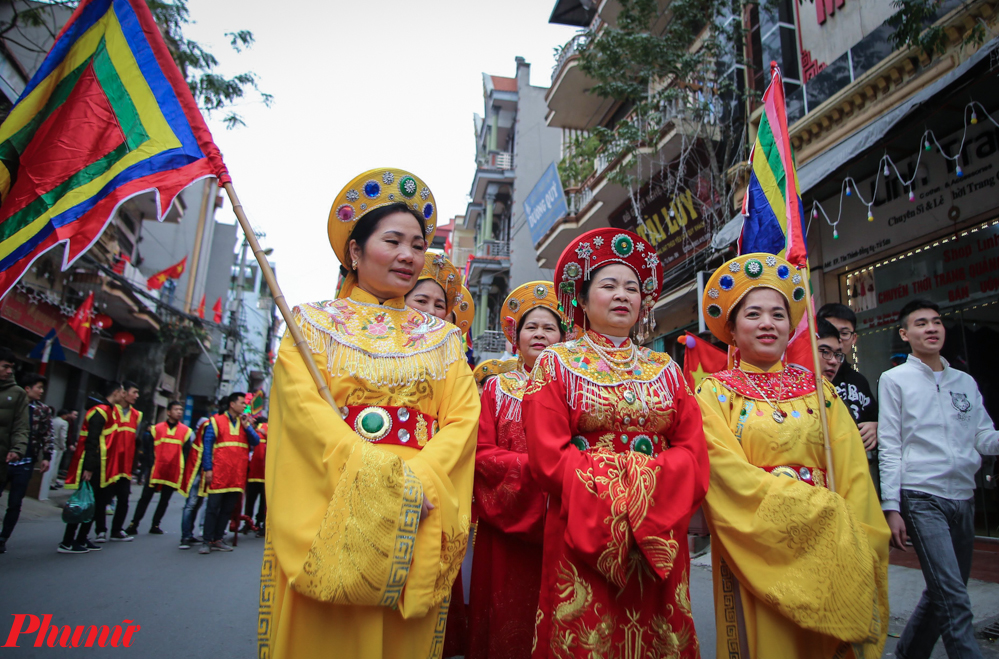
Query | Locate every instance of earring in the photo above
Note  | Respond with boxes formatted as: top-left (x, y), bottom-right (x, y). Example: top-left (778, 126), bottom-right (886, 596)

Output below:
top-left (351, 260), bottom-right (358, 270)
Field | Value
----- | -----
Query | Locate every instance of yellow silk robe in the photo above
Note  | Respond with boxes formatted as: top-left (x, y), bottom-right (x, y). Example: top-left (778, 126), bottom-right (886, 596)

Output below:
top-left (259, 289), bottom-right (480, 659)
top-left (695, 363), bottom-right (890, 659)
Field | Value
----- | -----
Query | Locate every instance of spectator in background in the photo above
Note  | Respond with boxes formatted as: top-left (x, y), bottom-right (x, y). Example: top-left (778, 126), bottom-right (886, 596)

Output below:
top-left (0, 374), bottom-right (54, 552)
top-left (243, 416), bottom-right (267, 537)
top-left (178, 415), bottom-right (211, 549)
top-left (0, 348), bottom-right (29, 554)
top-left (880, 299), bottom-right (999, 658)
top-left (818, 303), bottom-right (880, 492)
top-left (46, 409), bottom-right (76, 491)
top-left (126, 400), bottom-right (191, 535)
top-left (95, 380), bottom-right (141, 542)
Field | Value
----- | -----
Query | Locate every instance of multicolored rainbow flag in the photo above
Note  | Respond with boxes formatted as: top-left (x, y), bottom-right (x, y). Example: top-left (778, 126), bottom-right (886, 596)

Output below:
top-left (739, 64), bottom-right (807, 268)
top-left (0, 0), bottom-right (229, 300)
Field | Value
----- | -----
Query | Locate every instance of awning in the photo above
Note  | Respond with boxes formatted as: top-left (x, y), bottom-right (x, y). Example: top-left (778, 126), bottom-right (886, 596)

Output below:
top-left (797, 36), bottom-right (999, 193)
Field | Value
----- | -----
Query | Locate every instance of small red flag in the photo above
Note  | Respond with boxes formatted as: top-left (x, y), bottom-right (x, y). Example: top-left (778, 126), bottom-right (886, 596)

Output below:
top-left (680, 332), bottom-right (728, 391)
top-left (784, 312), bottom-right (815, 373)
top-left (197, 293), bottom-right (206, 318)
top-left (212, 297), bottom-right (223, 323)
top-left (67, 292), bottom-right (95, 357)
top-left (147, 256), bottom-right (187, 290)
top-left (112, 253), bottom-right (131, 275)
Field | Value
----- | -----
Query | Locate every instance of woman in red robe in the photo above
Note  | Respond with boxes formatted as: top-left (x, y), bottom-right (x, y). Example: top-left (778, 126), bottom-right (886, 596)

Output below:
top-left (523, 228), bottom-right (710, 659)
top-left (468, 281), bottom-right (566, 659)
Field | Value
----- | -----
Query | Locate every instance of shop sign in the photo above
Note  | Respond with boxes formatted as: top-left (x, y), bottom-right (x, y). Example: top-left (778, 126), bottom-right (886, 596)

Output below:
top-left (820, 117), bottom-right (999, 271)
top-left (524, 162), bottom-right (568, 246)
top-left (608, 179), bottom-right (710, 283)
top-left (847, 219), bottom-right (999, 330)
top-left (0, 289), bottom-right (82, 352)
top-left (793, 0), bottom-right (895, 82)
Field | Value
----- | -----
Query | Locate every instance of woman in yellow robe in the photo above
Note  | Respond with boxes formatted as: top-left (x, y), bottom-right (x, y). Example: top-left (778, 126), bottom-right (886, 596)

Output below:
top-left (259, 168), bottom-right (480, 659)
top-left (694, 253), bottom-right (890, 659)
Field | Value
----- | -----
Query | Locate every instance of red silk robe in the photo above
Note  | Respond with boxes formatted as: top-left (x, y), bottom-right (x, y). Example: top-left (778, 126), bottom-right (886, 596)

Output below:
top-left (149, 421), bottom-right (192, 490)
top-left (522, 331), bottom-right (710, 659)
top-left (468, 366), bottom-right (545, 659)
top-left (248, 423), bottom-right (267, 483)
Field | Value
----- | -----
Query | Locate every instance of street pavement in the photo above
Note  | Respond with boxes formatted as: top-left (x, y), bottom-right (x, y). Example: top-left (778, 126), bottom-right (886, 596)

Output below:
top-left (3, 485), bottom-right (999, 658)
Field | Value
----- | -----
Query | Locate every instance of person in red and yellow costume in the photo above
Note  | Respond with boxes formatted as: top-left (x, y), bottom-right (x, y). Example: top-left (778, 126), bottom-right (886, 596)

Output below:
top-left (523, 228), bottom-right (709, 659)
top-left (243, 416), bottom-right (267, 537)
top-left (125, 400), bottom-right (192, 535)
top-left (695, 253), bottom-right (889, 659)
top-left (197, 391), bottom-right (260, 553)
top-left (258, 168), bottom-right (479, 659)
top-left (92, 380), bottom-right (142, 543)
top-left (468, 281), bottom-right (566, 659)
top-left (405, 251), bottom-right (462, 319)
top-left (60, 380), bottom-right (124, 553)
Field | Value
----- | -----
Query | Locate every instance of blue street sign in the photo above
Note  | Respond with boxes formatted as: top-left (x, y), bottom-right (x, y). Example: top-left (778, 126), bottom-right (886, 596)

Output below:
top-left (524, 162), bottom-right (569, 245)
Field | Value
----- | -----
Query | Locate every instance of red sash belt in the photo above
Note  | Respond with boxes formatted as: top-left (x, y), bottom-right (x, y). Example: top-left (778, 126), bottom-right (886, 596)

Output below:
top-left (761, 465), bottom-right (827, 488)
top-left (341, 405), bottom-right (436, 449)
top-left (570, 430), bottom-right (667, 458)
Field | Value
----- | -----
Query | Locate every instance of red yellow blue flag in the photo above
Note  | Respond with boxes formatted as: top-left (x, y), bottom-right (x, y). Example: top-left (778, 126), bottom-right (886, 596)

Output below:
top-left (739, 64), bottom-right (807, 268)
top-left (0, 0), bottom-right (229, 300)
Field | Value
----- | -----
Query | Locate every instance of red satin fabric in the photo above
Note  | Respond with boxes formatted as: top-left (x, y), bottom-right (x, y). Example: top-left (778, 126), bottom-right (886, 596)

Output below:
top-left (467, 376), bottom-right (545, 659)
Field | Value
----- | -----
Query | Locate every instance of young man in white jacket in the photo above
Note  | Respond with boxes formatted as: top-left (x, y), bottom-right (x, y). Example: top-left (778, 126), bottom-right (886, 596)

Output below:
top-left (879, 298), bottom-right (999, 659)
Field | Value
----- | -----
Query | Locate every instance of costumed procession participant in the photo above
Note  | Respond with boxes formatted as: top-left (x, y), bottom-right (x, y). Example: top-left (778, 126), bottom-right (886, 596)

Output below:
top-left (243, 416), bottom-right (267, 537)
top-left (879, 299), bottom-right (999, 659)
top-left (126, 400), bottom-right (191, 535)
top-left (94, 380), bottom-right (142, 542)
top-left (695, 253), bottom-right (890, 659)
top-left (60, 381), bottom-right (124, 553)
top-left (198, 392), bottom-right (260, 554)
top-left (178, 416), bottom-right (210, 549)
top-left (467, 281), bottom-right (564, 659)
top-left (405, 252), bottom-right (461, 319)
top-left (472, 360), bottom-right (512, 395)
top-left (259, 168), bottom-right (480, 659)
top-left (523, 228), bottom-right (710, 659)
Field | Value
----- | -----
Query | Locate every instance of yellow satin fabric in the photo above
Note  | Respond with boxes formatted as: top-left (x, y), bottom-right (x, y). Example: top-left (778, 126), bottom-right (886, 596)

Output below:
top-left (696, 363), bottom-right (890, 659)
top-left (260, 289), bottom-right (479, 659)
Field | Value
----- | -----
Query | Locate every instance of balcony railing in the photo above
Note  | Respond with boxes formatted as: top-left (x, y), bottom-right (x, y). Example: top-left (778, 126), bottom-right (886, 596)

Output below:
top-left (551, 33), bottom-right (588, 84)
top-left (476, 240), bottom-right (510, 259)
top-left (566, 188), bottom-right (594, 216)
top-left (474, 330), bottom-right (506, 354)
top-left (478, 151), bottom-right (514, 171)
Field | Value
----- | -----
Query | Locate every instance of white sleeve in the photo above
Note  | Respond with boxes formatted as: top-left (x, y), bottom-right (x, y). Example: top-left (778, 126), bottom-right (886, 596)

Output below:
top-left (878, 373), bottom-right (903, 512)
top-left (973, 385), bottom-right (999, 456)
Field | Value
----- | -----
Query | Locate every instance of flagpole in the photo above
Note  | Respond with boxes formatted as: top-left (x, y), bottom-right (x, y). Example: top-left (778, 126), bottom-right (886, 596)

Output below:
top-left (184, 177), bottom-right (214, 313)
top-left (221, 182), bottom-right (337, 411)
top-left (799, 269), bottom-right (836, 493)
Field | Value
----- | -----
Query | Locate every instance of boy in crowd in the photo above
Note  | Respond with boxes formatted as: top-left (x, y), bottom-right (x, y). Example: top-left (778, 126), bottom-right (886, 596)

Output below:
top-left (818, 303), bottom-right (879, 491)
top-left (880, 299), bottom-right (999, 659)
top-left (0, 373), bottom-right (51, 552)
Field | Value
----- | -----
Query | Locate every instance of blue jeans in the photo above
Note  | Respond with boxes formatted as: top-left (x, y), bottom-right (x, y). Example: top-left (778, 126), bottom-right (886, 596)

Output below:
top-left (1, 460), bottom-right (34, 539)
top-left (897, 489), bottom-right (982, 659)
top-left (180, 472), bottom-right (204, 540)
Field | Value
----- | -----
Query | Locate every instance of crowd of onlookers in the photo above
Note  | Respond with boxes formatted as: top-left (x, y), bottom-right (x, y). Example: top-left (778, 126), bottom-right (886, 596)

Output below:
top-left (0, 346), bottom-right (267, 556)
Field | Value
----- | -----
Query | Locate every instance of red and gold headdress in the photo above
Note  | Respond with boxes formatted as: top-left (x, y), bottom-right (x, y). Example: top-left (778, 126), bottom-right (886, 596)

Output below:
top-left (416, 252), bottom-right (461, 316)
top-left (500, 281), bottom-right (566, 349)
top-left (473, 358), bottom-right (516, 385)
top-left (555, 228), bottom-right (661, 341)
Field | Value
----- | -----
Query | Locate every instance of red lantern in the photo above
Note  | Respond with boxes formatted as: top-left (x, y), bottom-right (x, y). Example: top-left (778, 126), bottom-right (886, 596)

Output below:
top-left (93, 313), bottom-right (113, 330)
top-left (113, 331), bottom-right (135, 348)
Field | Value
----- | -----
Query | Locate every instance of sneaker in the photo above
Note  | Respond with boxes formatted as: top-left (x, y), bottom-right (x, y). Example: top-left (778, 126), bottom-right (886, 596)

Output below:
top-left (57, 542), bottom-right (88, 554)
top-left (94, 532), bottom-right (107, 543)
top-left (124, 523), bottom-right (138, 536)
top-left (109, 531), bottom-right (133, 542)
top-left (209, 540), bottom-right (233, 552)
top-left (84, 540), bottom-right (101, 551)
top-left (178, 537), bottom-right (196, 550)
top-left (198, 542), bottom-right (211, 554)
top-left (148, 526), bottom-right (164, 535)
top-left (255, 528), bottom-right (265, 538)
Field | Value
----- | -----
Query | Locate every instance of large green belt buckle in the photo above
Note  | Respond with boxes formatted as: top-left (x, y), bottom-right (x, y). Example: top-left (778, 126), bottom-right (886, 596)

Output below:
top-left (355, 406), bottom-right (392, 442)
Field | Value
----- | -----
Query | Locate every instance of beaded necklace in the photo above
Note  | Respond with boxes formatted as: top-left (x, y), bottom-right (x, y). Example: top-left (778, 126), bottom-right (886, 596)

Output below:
top-left (582, 333), bottom-right (648, 413)
top-left (737, 368), bottom-right (789, 424)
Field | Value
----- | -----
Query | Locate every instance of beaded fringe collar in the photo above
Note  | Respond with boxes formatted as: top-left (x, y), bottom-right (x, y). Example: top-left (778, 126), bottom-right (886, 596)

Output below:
top-left (494, 368), bottom-right (529, 422)
top-left (294, 300), bottom-right (463, 387)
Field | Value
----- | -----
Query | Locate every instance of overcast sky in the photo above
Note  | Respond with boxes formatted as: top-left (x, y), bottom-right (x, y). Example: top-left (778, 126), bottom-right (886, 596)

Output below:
top-left (184, 0), bottom-right (578, 306)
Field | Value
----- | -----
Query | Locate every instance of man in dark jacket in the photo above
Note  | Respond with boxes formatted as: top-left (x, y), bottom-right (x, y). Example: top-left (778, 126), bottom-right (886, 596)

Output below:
top-left (58, 381), bottom-right (124, 554)
top-left (0, 347), bottom-right (29, 505)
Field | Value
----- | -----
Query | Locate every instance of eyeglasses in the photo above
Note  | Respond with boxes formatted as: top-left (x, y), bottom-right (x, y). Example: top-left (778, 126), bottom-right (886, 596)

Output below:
top-left (838, 329), bottom-right (856, 339)
top-left (819, 348), bottom-right (846, 363)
